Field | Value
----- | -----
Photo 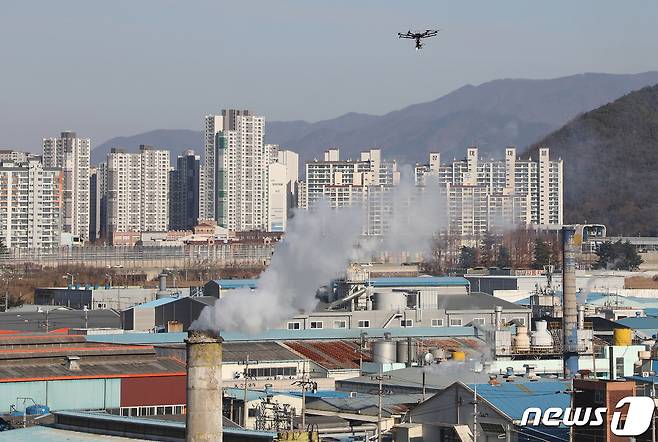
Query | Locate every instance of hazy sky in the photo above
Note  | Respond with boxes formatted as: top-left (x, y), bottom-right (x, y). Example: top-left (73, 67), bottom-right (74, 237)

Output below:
top-left (1, 1), bottom-right (657, 151)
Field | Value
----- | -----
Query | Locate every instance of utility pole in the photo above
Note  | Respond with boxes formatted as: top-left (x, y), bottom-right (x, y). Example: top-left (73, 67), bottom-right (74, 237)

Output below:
top-left (651, 382), bottom-right (656, 442)
top-left (472, 383), bottom-right (478, 442)
top-left (294, 366), bottom-right (316, 431)
top-left (371, 372), bottom-right (391, 442)
top-left (239, 354), bottom-right (258, 428)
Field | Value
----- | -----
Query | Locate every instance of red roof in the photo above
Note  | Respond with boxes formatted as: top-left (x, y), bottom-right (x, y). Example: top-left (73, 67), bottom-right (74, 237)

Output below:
top-left (285, 340), bottom-right (371, 370)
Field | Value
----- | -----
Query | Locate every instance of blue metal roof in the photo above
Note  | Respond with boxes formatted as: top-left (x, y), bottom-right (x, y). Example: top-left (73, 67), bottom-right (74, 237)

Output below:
top-left (86, 326), bottom-right (477, 345)
top-left (369, 276), bottom-right (469, 287)
top-left (617, 316), bottom-right (658, 331)
top-left (132, 296), bottom-right (182, 310)
top-left (210, 279), bottom-right (259, 289)
top-left (467, 380), bottom-right (570, 421)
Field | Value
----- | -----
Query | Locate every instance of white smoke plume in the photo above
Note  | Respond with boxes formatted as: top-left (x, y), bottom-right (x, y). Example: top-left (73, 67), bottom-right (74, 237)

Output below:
top-left (192, 166), bottom-right (445, 334)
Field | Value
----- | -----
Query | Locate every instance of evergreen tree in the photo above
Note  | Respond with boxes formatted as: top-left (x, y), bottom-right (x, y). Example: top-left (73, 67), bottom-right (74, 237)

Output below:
top-left (497, 246), bottom-right (511, 268)
top-left (595, 240), bottom-right (643, 270)
top-left (532, 239), bottom-right (552, 269)
top-left (459, 246), bottom-right (478, 269)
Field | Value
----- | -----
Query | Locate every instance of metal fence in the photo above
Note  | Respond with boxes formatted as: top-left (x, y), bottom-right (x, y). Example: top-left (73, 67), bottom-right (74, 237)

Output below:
top-left (0, 243), bottom-right (276, 268)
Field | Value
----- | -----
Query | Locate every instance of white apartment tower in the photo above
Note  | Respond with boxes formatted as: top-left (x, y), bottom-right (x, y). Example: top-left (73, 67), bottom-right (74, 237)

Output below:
top-left (0, 159), bottom-right (62, 249)
top-left (200, 109), bottom-right (251, 223)
top-left (415, 146), bottom-right (563, 238)
top-left (215, 113), bottom-right (269, 231)
top-left (107, 146), bottom-right (170, 233)
top-left (303, 148), bottom-right (400, 235)
top-left (42, 131), bottom-right (90, 240)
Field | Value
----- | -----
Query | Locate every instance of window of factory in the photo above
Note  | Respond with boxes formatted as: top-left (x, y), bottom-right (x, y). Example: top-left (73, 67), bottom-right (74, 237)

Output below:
top-left (357, 320), bottom-right (370, 328)
top-left (431, 319), bottom-right (444, 327)
top-left (449, 318), bottom-right (462, 327)
top-left (287, 322), bottom-right (300, 330)
top-left (310, 321), bottom-right (323, 329)
top-left (400, 319), bottom-right (413, 327)
top-left (333, 320), bottom-right (347, 329)
top-left (616, 357), bottom-right (625, 377)
top-left (472, 318), bottom-right (485, 325)
top-left (514, 317), bottom-right (526, 325)
top-left (247, 366), bottom-right (297, 378)
top-left (248, 408), bottom-right (258, 417)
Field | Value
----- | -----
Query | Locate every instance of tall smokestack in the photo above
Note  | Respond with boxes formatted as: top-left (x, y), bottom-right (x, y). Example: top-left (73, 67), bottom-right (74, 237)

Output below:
top-left (562, 226), bottom-right (578, 377)
top-left (186, 330), bottom-right (223, 442)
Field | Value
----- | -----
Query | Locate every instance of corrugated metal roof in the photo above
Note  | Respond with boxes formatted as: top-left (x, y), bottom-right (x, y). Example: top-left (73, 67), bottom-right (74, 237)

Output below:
top-left (223, 341), bottom-right (305, 362)
top-left (285, 340), bottom-right (370, 369)
top-left (209, 279), bottom-right (259, 289)
top-left (467, 380), bottom-right (570, 420)
top-left (52, 411), bottom-right (277, 439)
top-left (0, 356), bottom-right (185, 382)
top-left (86, 326), bottom-right (478, 345)
top-left (441, 292), bottom-right (528, 311)
top-left (369, 276), bottom-right (469, 287)
top-left (0, 426), bottom-right (148, 441)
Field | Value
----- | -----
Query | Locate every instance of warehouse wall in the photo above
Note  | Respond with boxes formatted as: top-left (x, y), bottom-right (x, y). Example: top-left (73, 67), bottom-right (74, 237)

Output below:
top-left (120, 375), bottom-right (186, 407)
top-left (0, 378), bottom-right (120, 413)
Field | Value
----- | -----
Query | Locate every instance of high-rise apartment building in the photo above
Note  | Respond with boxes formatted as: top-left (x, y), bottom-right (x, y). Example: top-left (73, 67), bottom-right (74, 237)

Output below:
top-left (107, 146), bottom-right (170, 234)
top-left (42, 131), bottom-right (90, 240)
top-left (216, 113), bottom-right (268, 231)
top-left (415, 146), bottom-right (563, 237)
top-left (302, 148), bottom-right (400, 235)
top-left (0, 159), bottom-right (62, 249)
top-left (170, 149), bottom-right (200, 231)
top-left (200, 109), bottom-right (250, 221)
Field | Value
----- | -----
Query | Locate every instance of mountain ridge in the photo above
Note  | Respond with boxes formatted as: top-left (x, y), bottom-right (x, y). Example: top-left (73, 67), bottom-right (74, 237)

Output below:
top-left (92, 71), bottom-right (658, 164)
top-left (525, 83), bottom-right (658, 236)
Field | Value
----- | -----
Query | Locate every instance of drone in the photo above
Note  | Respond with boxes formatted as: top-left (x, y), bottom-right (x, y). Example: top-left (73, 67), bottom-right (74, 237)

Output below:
top-left (398, 29), bottom-right (440, 50)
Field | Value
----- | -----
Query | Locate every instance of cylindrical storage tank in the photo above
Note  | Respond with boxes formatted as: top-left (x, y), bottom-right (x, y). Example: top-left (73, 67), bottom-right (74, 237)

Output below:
top-left (430, 347), bottom-right (446, 361)
top-left (613, 328), bottom-right (632, 346)
top-left (531, 321), bottom-right (553, 348)
top-left (373, 291), bottom-right (406, 311)
top-left (397, 340), bottom-right (417, 364)
top-left (513, 325), bottom-right (531, 351)
top-left (452, 351), bottom-right (466, 362)
top-left (186, 330), bottom-right (223, 442)
top-left (373, 339), bottom-right (397, 364)
top-left (366, 298), bottom-right (373, 311)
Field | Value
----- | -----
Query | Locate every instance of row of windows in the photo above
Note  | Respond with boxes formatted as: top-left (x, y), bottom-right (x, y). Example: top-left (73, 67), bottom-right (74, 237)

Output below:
top-left (246, 366), bottom-right (297, 378)
top-left (288, 317), bottom-right (525, 329)
top-left (120, 404), bottom-right (186, 417)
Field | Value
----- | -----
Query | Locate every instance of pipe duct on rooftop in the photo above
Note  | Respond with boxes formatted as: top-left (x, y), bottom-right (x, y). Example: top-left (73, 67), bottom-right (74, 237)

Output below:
top-left (186, 329), bottom-right (223, 442)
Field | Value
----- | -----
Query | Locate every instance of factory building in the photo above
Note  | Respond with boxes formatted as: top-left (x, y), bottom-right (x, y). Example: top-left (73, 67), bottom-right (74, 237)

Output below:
top-left (403, 379), bottom-right (570, 442)
top-left (0, 334), bottom-right (185, 416)
top-left (34, 285), bottom-right (169, 310)
top-left (121, 295), bottom-right (213, 332)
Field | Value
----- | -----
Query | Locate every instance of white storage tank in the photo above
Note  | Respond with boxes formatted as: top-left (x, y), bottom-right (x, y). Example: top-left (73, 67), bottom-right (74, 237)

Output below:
top-left (531, 321), bottom-right (553, 349)
top-left (396, 339), bottom-right (418, 364)
top-left (372, 335), bottom-right (397, 364)
top-left (373, 291), bottom-right (406, 311)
